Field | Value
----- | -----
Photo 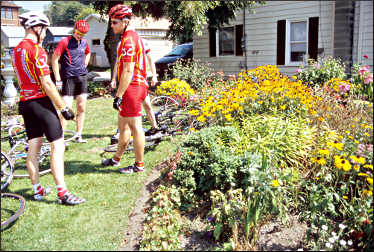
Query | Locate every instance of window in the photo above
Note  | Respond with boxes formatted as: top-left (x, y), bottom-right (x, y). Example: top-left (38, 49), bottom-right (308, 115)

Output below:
top-left (288, 21), bottom-right (307, 63)
top-left (277, 17), bottom-right (319, 66)
top-left (7, 8), bottom-right (12, 19)
top-left (209, 25), bottom-right (243, 57)
top-left (92, 39), bottom-right (100, 46)
top-left (1, 8), bottom-right (6, 19)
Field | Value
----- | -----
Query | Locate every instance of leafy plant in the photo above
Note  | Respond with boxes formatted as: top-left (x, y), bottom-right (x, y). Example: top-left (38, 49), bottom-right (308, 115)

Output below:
top-left (350, 55), bottom-right (373, 101)
top-left (296, 56), bottom-right (347, 88)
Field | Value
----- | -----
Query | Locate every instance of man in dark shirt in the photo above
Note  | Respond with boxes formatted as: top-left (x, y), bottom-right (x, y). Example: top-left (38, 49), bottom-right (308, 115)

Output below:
top-left (52, 20), bottom-right (91, 143)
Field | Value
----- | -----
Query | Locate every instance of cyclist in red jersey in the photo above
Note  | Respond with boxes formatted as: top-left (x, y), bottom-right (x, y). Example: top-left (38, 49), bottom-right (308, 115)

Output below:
top-left (102, 4), bottom-right (148, 173)
top-left (12, 11), bottom-right (85, 205)
top-left (110, 38), bottom-right (159, 144)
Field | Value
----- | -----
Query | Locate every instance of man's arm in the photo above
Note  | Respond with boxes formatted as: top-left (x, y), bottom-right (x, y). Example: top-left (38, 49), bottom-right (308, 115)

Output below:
top-left (84, 52), bottom-right (91, 67)
top-left (146, 54), bottom-right (157, 86)
top-left (51, 53), bottom-right (62, 82)
top-left (40, 74), bottom-right (67, 111)
top-left (116, 62), bottom-right (135, 98)
top-left (110, 59), bottom-right (118, 89)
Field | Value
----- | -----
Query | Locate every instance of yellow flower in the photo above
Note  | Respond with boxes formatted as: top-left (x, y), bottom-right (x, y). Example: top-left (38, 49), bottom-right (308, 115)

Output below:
top-left (363, 190), bottom-right (373, 196)
top-left (358, 173), bottom-right (369, 177)
top-left (343, 195), bottom-right (348, 199)
top-left (367, 178), bottom-right (373, 185)
top-left (345, 130), bottom-right (350, 134)
top-left (318, 117), bottom-right (324, 122)
top-left (342, 160), bottom-right (351, 171)
top-left (272, 180), bottom-right (280, 187)
top-left (316, 157), bottom-right (326, 166)
top-left (363, 164), bottom-right (373, 170)
top-left (353, 165), bottom-right (360, 171)
top-left (335, 142), bottom-right (344, 151)
top-left (318, 149), bottom-right (330, 156)
top-left (365, 132), bottom-right (370, 137)
top-left (258, 100), bottom-right (263, 104)
top-left (280, 105), bottom-right (286, 110)
top-left (357, 157), bottom-right (366, 164)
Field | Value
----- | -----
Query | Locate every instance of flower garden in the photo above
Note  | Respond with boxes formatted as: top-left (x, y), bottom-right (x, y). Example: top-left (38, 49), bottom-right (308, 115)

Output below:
top-left (140, 56), bottom-right (373, 250)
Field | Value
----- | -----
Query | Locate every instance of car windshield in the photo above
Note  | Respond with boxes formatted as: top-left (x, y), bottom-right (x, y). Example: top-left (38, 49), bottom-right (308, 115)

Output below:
top-left (166, 44), bottom-right (191, 57)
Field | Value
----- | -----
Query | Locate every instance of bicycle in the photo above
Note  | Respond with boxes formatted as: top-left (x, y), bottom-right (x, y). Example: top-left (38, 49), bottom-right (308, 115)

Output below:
top-left (1, 192), bottom-right (26, 231)
top-left (1, 152), bottom-right (14, 192)
top-left (104, 105), bottom-right (199, 153)
top-left (1, 153), bottom-right (26, 231)
top-left (2, 124), bottom-right (76, 178)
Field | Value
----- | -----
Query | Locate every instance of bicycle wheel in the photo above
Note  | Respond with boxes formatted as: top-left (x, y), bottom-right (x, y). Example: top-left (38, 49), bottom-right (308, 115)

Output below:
top-left (8, 124), bottom-right (26, 147)
top-left (63, 129), bottom-right (76, 143)
top-left (151, 96), bottom-right (180, 119)
top-left (167, 111), bottom-right (198, 135)
top-left (104, 139), bottom-right (158, 153)
top-left (1, 152), bottom-right (14, 192)
top-left (8, 142), bottom-right (51, 179)
top-left (1, 193), bottom-right (26, 230)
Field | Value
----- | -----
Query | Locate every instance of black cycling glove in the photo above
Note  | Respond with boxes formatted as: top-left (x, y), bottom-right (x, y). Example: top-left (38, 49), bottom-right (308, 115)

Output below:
top-left (61, 107), bottom-right (75, 120)
top-left (113, 97), bottom-right (122, 111)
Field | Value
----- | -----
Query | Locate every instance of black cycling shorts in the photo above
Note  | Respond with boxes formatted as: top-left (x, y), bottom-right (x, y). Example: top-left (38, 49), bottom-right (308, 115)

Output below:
top-left (62, 74), bottom-right (88, 96)
top-left (19, 96), bottom-right (63, 142)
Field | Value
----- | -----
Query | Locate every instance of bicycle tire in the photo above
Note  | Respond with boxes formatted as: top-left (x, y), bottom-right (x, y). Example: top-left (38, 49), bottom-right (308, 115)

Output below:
top-left (151, 96), bottom-right (180, 118)
top-left (1, 152), bottom-right (14, 192)
top-left (104, 139), bottom-right (158, 153)
top-left (1, 193), bottom-right (26, 229)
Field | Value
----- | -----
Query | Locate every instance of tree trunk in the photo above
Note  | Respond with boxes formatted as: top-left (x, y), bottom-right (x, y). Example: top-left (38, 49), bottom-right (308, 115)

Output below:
top-left (104, 22), bottom-right (121, 79)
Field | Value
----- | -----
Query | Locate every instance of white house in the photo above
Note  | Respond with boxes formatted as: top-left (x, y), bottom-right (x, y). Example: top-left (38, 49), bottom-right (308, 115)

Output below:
top-left (84, 13), bottom-right (173, 68)
top-left (1, 25), bottom-right (25, 48)
top-left (193, 1), bottom-right (373, 77)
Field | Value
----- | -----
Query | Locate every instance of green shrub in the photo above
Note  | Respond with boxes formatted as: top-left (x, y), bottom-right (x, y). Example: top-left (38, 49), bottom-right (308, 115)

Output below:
top-left (296, 56), bottom-right (346, 88)
top-left (169, 58), bottom-right (216, 91)
top-left (233, 114), bottom-right (315, 169)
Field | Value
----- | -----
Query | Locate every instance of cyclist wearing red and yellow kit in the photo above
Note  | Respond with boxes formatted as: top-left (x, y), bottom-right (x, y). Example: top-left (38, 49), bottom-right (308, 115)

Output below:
top-left (101, 4), bottom-right (147, 174)
top-left (12, 11), bottom-right (85, 205)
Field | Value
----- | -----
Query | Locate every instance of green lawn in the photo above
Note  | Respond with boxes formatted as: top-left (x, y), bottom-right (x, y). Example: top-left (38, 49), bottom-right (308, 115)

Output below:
top-left (1, 97), bottom-right (176, 250)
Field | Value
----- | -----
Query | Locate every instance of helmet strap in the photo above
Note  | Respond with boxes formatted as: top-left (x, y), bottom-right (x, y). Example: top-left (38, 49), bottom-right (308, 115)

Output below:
top-left (31, 26), bottom-right (43, 44)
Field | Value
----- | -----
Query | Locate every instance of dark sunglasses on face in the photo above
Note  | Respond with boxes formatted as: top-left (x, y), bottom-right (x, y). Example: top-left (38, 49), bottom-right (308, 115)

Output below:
top-left (111, 20), bottom-right (122, 25)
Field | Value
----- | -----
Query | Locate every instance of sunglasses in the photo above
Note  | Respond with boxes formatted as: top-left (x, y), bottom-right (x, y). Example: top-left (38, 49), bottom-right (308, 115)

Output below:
top-left (75, 29), bottom-right (86, 36)
top-left (110, 20), bottom-right (122, 25)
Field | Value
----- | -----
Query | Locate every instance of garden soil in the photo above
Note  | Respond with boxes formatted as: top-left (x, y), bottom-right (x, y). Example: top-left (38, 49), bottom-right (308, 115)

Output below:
top-left (119, 160), bottom-right (308, 251)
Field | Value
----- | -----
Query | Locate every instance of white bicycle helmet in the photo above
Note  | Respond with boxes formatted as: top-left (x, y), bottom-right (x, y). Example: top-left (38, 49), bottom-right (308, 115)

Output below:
top-left (19, 11), bottom-right (50, 29)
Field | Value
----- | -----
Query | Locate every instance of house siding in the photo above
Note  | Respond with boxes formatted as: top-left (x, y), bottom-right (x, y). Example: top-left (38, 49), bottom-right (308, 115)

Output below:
top-left (193, 1), bottom-right (335, 77)
top-left (352, 1), bottom-right (373, 70)
top-left (85, 16), bottom-right (110, 67)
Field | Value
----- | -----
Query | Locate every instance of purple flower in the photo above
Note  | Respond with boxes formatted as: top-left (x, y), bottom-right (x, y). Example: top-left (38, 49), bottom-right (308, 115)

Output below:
top-left (339, 83), bottom-right (350, 93)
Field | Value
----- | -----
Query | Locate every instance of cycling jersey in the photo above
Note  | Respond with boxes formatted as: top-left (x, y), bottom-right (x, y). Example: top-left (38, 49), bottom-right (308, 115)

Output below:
top-left (54, 35), bottom-right (90, 78)
top-left (117, 30), bottom-right (147, 87)
top-left (11, 39), bottom-right (50, 101)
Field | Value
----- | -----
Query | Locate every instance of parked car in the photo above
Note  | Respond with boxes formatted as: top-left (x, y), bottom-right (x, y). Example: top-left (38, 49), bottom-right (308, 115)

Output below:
top-left (155, 42), bottom-right (193, 80)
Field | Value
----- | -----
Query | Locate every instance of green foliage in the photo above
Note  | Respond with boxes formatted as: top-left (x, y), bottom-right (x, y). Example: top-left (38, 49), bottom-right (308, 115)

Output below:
top-left (173, 126), bottom-right (242, 204)
top-left (74, 6), bottom-right (98, 22)
top-left (296, 56), bottom-right (347, 88)
top-left (140, 185), bottom-right (186, 251)
top-left (233, 114), bottom-right (315, 169)
top-left (170, 59), bottom-right (216, 91)
top-left (45, 1), bottom-right (92, 26)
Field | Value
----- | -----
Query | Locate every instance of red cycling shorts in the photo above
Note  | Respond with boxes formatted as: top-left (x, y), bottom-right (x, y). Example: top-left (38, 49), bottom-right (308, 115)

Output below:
top-left (119, 84), bottom-right (148, 117)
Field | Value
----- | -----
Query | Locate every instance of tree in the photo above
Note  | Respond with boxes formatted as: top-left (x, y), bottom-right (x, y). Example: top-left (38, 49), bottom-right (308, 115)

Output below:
top-left (44, 1), bottom-right (91, 26)
top-left (91, 1), bottom-right (265, 75)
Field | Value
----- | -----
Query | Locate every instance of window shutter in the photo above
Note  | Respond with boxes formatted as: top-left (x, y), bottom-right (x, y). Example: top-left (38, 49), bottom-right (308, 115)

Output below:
top-left (308, 17), bottom-right (319, 61)
top-left (277, 20), bottom-right (286, 65)
top-left (209, 27), bottom-right (216, 57)
top-left (235, 24), bottom-right (243, 56)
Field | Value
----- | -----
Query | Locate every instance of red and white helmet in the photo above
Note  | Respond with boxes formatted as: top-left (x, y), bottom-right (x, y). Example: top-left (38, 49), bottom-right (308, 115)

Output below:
top-left (109, 4), bottom-right (132, 20)
top-left (75, 20), bottom-right (89, 33)
top-left (19, 11), bottom-right (50, 29)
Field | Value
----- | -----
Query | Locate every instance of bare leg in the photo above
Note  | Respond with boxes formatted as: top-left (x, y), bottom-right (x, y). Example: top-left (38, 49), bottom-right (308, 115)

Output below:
top-left (26, 137), bottom-right (43, 185)
top-left (113, 115), bottom-right (132, 160)
top-left (127, 116), bottom-right (145, 163)
top-left (75, 94), bottom-right (87, 135)
top-left (62, 95), bottom-right (74, 131)
top-left (142, 95), bottom-right (157, 128)
top-left (50, 137), bottom-right (66, 186)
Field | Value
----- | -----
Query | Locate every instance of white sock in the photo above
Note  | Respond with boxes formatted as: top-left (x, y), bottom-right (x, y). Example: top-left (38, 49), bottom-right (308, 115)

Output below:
top-left (33, 183), bottom-right (41, 193)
